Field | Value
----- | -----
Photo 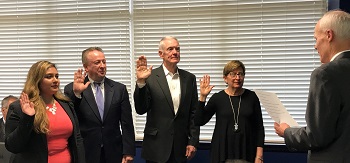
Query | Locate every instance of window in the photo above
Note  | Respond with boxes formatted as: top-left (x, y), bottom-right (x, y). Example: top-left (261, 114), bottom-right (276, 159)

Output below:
top-left (0, 0), bottom-right (327, 142)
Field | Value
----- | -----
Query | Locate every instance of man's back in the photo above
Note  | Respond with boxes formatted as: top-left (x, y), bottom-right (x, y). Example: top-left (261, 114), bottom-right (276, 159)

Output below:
top-left (284, 52), bottom-right (350, 162)
top-left (308, 52), bottom-right (350, 162)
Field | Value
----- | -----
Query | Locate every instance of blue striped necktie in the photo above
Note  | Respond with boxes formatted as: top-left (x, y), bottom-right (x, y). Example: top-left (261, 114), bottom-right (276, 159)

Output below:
top-left (94, 82), bottom-right (104, 119)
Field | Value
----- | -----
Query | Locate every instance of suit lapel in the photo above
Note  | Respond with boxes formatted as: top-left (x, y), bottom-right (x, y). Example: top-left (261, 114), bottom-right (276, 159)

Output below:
top-left (57, 99), bottom-right (73, 122)
top-left (0, 119), bottom-right (5, 140)
top-left (83, 77), bottom-right (103, 122)
top-left (154, 66), bottom-right (175, 114)
top-left (103, 78), bottom-right (114, 121)
top-left (177, 69), bottom-right (188, 116)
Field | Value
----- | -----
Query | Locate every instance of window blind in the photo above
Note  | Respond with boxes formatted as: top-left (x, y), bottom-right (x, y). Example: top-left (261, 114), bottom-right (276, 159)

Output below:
top-left (0, 0), bottom-right (131, 114)
top-left (0, 0), bottom-right (327, 142)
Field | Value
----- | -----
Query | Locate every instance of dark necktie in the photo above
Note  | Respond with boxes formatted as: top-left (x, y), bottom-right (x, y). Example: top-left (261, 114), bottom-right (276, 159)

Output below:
top-left (94, 82), bottom-right (104, 119)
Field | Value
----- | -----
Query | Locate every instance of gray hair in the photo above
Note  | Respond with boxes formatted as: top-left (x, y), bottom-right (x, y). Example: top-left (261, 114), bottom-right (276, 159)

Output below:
top-left (82, 47), bottom-right (104, 64)
top-left (158, 36), bottom-right (179, 51)
top-left (319, 10), bottom-right (350, 40)
top-left (1, 95), bottom-right (18, 110)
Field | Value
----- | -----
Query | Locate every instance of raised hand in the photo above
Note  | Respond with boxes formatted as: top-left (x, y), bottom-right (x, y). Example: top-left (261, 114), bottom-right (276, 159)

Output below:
top-left (200, 75), bottom-right (214, 97)
top-left (136, 55), bottom-right (153, 84)
top-left (73, 68), bottom-right (90, 95)
top-left (19, 92), bottom-right (35, 116)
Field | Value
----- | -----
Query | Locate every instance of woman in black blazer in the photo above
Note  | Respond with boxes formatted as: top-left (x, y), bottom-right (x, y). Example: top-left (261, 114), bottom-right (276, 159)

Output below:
top-left (5, 60), bottom-right (85, 163)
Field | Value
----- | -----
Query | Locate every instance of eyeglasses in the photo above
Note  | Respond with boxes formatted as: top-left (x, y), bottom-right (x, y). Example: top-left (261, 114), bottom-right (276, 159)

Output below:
top-left (228, 72), bottom-right (245, 78)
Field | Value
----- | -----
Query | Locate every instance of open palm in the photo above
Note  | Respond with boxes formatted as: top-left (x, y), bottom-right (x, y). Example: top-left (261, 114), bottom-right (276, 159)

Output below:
top-left (73, 68), bottom-right (91, 95)
top-left (136, 55), bottom-right (153, 82)
top-left (200, 75), bottom-right (214, 96)
top-left (19, 92), bottom-right (35, 116)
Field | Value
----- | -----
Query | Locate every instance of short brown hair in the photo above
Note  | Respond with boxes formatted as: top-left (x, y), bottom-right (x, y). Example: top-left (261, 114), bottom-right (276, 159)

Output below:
top-left (223, 60), bottom-right (246, 76)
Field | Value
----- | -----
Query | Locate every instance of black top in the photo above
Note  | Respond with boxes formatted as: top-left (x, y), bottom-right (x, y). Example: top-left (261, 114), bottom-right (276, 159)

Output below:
top-left (195, 89), bottom-right (265, 163)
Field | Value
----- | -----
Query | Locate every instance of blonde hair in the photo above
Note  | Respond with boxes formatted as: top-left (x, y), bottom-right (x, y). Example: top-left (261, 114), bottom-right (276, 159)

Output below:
top-left (23, 60), bottom-right (70, 134)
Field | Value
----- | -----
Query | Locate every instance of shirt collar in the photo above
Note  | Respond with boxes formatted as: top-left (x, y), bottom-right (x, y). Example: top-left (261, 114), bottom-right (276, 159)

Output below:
top-left (88, 76), bottom-right (105, 85)
top-left (330, 50), bottom-right (350, 61)
top-left (162, 64), bottom-right (179, 76)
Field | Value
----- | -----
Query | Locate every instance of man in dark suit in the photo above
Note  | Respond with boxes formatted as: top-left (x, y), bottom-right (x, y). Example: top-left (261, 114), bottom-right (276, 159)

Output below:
top-left (274, 10), bottom-right (350, 163)
top-left (134, 36), bottom-right (199, 163)
top-left (64, 47), bottom-right (135, 163)
top-left (0, 95), bottom-right (17, 142)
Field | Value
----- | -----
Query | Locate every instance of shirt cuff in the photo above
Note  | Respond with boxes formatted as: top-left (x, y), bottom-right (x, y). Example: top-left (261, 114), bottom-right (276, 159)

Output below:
top-left (74, 92), bottom-right (82, 99)
top-left (137, 82), bottom-right (146, 88)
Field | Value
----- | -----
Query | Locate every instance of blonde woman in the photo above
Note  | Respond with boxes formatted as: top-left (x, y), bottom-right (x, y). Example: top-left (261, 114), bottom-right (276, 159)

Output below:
top-left (5, 61), bottom-right (85, 163)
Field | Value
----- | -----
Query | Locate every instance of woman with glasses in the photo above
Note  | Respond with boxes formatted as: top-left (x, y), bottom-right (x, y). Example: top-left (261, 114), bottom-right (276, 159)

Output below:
top-left (195, 60), bottom-right (265, 163)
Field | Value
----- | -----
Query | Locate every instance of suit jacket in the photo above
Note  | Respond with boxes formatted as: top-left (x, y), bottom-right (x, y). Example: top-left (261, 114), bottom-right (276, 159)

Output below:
top-left (134, 65), bottom-right (199, 163)
top-left (5, 99), bottom-right (85, 163)
top-left (284, 51), bottom-right (350, 163)
top-left (64, 77), bottom-right (135, 163)
top-left (0, 118), bottom-right (5, 142)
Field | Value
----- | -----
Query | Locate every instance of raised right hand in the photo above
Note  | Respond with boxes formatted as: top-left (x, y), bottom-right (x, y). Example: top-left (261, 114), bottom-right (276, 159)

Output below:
top-left (19, 92), bottom-right (35, 116)
top-left (200, 75), bottom-right (214, 97)
top-left (73, 68), bottom-right (90, 95)
top-left (136, 55), bottom-right (153, 84)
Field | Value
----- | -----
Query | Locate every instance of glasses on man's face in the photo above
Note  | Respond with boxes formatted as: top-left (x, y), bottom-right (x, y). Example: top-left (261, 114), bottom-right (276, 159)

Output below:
top-left (228, 72), bottom-right (245, 79)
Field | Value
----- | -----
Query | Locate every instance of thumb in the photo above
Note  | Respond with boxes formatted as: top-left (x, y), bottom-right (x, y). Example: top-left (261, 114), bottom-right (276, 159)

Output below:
top-left (84, 81), bottom-right (91, 88)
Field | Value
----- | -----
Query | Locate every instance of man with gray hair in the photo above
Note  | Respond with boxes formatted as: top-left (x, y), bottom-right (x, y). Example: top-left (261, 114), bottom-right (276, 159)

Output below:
top-left (134, 36), bottom-right (199, 163)
top-left (274, 10), bottom-right (350, 162)
top-left (0, 95), bottom-right (18, 142)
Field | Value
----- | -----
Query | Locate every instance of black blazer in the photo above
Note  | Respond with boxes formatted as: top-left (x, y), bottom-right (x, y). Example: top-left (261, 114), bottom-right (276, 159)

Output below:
top-left (64, 77), bottom-right (135, 163)
top-left (5, 99), bottom-right (85, 163)
top-left (0, 118), bottom-right (5, 142)
top-left (284, 52), bottom-right (350, 162)
top-left (134, 66), bottom-right (200, 163)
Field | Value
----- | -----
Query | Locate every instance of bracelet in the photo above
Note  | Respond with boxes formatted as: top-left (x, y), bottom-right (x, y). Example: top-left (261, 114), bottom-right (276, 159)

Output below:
top-left (256, 157), bottom-right (263, 161)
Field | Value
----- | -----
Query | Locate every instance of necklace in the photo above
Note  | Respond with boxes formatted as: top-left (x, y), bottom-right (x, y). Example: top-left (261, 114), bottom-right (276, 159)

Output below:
top-left (46, 101), bottom-right (57, 115)
top-left (228, 94), bottom-right (241, 132)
